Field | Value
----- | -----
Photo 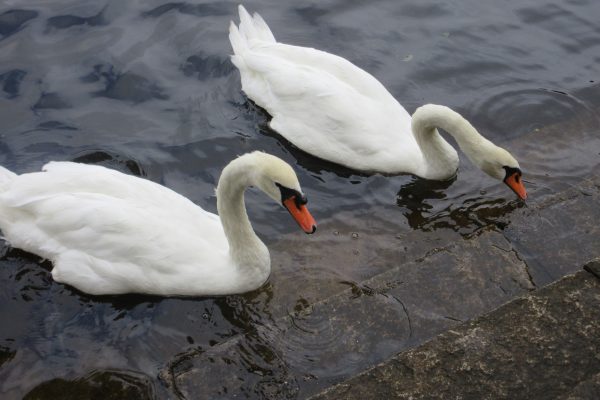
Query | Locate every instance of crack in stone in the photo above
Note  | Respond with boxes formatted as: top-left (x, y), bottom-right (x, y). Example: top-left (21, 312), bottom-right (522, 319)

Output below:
top-left (510, 247), bottom-right (537, 291)
top-left (491, 242), bottom-right (537, 291)
top-left (345, 282), bottom-right (414, 339)
top-left (390, 295), bottom-right (413, 338)
top-left (444, 316), bottom-right (463, 322)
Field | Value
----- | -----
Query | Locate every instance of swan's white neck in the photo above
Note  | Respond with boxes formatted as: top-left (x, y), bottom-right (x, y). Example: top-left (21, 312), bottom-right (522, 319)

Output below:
top-left (216, 154), bottom-right (270, 287)
top-left (411, 104), bottom-right (496, 180)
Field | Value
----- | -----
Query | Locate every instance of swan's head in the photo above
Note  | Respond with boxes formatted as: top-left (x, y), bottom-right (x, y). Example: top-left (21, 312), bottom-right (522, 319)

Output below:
top-left (252, 152), bottom-right (317, 234)
top-left (480, 146), bottom-right (527, 200)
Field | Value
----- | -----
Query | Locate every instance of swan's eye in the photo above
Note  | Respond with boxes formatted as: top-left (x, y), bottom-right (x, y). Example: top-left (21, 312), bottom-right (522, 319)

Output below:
top-left (502, 166), bottom-right (522, 182)
top-left (296, 193), bottom-right (308, 207)
top-left (275, 183), bottom-right (306, 207)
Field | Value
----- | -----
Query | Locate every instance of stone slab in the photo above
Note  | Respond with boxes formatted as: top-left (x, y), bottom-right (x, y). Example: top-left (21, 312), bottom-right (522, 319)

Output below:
top-left (310, 267), bottom-right (600, 400)
top-left (504, 175), bottom-right (600, 286)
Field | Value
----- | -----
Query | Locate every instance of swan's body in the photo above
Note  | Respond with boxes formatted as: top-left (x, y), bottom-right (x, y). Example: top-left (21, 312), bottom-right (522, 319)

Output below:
top-left (229, 6), bottom-right (527, 198)
top-left (0, 152), bottom-right (316, 296)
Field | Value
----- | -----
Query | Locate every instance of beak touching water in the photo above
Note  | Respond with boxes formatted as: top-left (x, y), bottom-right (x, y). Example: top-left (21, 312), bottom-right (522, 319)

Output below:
top-left (283, 195), bottom-right (317, 234)
top-left (503, 169), bottom-right (527, 200)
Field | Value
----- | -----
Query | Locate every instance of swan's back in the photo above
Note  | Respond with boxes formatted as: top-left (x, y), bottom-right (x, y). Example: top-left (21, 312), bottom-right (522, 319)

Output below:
top-left (229, 6), bottom-right (422, 174)
top-left (0, 162), bottom-right (231, 295)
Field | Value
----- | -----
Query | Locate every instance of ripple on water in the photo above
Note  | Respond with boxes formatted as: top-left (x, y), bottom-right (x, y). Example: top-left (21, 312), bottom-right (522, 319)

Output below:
top-left (469, 87), bottom-right (596, 140)
top-left (275, 285), bottom-right (411, 384)
top-left (469, 86), bottom-right (600, 198)
top-left (169, 329), bottom-right (299, 400)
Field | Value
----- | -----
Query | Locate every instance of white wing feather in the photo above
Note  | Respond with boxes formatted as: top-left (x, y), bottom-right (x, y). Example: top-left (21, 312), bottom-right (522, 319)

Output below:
top-left (0, 162), bottom-right (231, 295)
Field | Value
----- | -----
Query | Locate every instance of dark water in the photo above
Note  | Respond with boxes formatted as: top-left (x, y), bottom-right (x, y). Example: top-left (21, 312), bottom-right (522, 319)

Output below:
top-left (0, 0), bottom-right (599, 398)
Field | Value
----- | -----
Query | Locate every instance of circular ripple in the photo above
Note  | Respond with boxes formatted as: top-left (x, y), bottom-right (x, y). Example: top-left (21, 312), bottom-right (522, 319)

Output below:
top-left (468, 87), bottom-right (597, 141)
top-left (275, 288), bottom-right (411, 380)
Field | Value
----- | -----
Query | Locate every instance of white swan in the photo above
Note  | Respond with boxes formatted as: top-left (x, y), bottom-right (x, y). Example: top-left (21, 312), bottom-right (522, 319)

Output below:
top-left (229, 6), bottom-right (527, 200)
top-left (0, 152), bottom-right (316, 296)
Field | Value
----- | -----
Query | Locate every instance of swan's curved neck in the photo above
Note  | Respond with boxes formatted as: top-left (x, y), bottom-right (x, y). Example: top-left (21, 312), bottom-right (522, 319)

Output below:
top-left (411, 104), bottom-right (494, 180)
top-left (216, 154), bottom-right (269, 277)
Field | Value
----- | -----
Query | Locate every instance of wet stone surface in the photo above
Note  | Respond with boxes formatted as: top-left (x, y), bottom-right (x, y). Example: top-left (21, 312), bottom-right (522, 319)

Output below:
top-left (311, 266), bottom-right (600, 400)
top-left (167, 173), bottom-right (600, 399)
top-left (505, 174), bottom-right (600, 286)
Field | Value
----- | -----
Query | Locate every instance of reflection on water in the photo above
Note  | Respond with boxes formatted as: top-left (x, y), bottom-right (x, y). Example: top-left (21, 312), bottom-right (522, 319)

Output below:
top-left (397, 177), bottom-right (525, 235)
top-left (1, 0), bottom-right (600, 398)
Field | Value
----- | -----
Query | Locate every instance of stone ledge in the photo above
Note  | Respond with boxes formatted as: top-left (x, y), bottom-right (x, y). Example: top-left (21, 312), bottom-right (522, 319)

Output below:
top-left (310, 262), bottom-right (600, 400)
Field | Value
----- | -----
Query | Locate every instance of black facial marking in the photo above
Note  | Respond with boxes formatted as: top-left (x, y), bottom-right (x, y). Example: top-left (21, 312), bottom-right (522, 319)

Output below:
top-left (276, 183), bottom-right (307, 209)
top-left (502, 166), bottom-right (522, 182)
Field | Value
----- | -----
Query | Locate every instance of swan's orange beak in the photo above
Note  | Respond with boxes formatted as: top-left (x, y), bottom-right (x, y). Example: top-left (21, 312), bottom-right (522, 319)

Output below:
top-left (283, 196), bottom-right (317, 234)
top-left (504, 171), bottom-right (527, 200)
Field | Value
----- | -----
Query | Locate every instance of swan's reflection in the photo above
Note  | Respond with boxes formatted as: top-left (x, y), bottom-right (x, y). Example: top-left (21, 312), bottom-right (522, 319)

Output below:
top-left (397, 176), bottom-right (523, 235)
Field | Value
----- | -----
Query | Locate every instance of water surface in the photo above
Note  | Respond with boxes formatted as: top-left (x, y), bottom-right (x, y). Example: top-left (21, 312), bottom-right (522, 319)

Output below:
top-left (1, 0), bottom-right (599, 398)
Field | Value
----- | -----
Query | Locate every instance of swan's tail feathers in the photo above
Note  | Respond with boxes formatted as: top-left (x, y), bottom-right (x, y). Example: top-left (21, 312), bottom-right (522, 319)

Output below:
top-left (249, 9), bottom-right (276, 43)
top-left (230, 6), bottom-right (277, 76)
top-left (233, 5), bottom-right (276, 50)
top-left (0, 166), bottom-right (16, 191)
top-left (229, 21), bottom-right (246, 67)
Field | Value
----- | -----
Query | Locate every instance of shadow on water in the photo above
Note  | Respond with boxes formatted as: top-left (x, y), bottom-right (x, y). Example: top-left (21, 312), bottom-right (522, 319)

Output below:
top-left (0, 70), bottom-right (27, 99)
top-left (23, 369), bottom-right (156, 400)
top-left (141, 2), bottom-right (230, 19)
top-left (82, 64), bottom-right (169, 104)
top-left (0, 9), bottom-right (38, 40)
top-left (46, 7), bottom-right (107, 32)
top-left (71, 150), bottom-right (146, 177)
top-left (181, 53), bottom-right (235, 81)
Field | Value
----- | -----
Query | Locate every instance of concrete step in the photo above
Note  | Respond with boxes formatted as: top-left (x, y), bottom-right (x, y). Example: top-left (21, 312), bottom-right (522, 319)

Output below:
top-left (160, 172), bottom-right (600, 399)
top-left (309, 259), bottom-right (600, 400)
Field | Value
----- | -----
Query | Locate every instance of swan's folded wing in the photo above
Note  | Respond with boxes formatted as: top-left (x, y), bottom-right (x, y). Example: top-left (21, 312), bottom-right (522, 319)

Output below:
top-left (1, 189), bottom-right (225, 261)
top-left (236, 43), bottom-right (413, 171)
top-left (0, 165), bottom-right (228, 294)
top-left (242, 42), bottom-right (397, 102)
